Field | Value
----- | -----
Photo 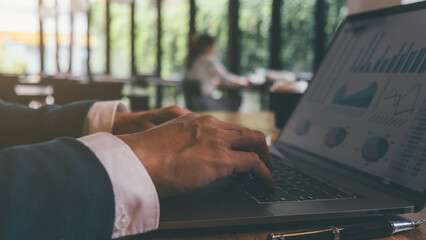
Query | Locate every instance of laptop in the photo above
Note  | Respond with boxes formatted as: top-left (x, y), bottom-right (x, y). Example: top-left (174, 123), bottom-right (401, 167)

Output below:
top-left (159, 2), bottom-right (426, 230)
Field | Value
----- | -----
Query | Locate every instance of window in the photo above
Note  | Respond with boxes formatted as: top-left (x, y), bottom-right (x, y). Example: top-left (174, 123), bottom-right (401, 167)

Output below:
top-left (161, 0), bottom-right (189, 78)
top-left (0, 0), bottom-right (347, 81)
top-left (71, 10), bottom-right (89, 76)
top-left (239, 0), bottom-right (271, 73)
top-left (110, 2), bottom-right (131, 78)
top-left (57, 0), bottom-right (71, 73)
top-left (0, 0), bottom-right (40, 74)
top-left (89, 0), bottom-right (106, 74)
top-left (135, 0), bottom-right (158, 75)
top-left (41, 0), bottom-right (58, 75)
top-left (325, 0), bottom-right (347, 46)
top-left (281, 0), bottom-right (315, 72)
top-left (195, 0), bottom-right (228, 64)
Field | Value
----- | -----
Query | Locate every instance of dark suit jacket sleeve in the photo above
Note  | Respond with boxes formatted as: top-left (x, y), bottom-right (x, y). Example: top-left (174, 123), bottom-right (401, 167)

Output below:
top-left (0, 100), bottom-right (95, 149)
top-left (0, 137), bottom-right (115, 239)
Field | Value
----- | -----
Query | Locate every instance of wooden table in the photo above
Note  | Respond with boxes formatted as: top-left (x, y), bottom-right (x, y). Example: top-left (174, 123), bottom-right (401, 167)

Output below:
top-left (142, 111), bottom-right (426, 240)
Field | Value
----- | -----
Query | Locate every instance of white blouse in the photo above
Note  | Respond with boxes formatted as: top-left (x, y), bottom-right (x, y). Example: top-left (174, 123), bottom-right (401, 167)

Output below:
top-left (184, 55), bottom-right (244, 96)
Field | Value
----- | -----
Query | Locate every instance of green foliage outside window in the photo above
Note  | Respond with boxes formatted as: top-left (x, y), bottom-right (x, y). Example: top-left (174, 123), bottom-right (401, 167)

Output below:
top-left (195, 0), bottom-right (228, 65)
top-left (135, 0), bottom-right (158, 75)
top-left (110, 3), bottom-right (131, 78)
top-left (326, 0), bottom-right (347, 45)
top-left (281, 0), bottom-right (315, 72)
top-left (0, 44), bottom-right (27, 74)
top-left (239, 0), bottom-right (271, 74)
top-left (0, 0), bottom-right (346, 80)
top-left (280, 0), bottom-right (346, 72)
top-left (161, 0), bottom-right (189, 78)
top-left (89, 0), bottom-right (106, 74)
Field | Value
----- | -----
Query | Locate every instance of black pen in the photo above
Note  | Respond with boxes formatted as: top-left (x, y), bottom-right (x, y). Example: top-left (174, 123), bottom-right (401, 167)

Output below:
top-left (268, 218), bottom-right (424, 240)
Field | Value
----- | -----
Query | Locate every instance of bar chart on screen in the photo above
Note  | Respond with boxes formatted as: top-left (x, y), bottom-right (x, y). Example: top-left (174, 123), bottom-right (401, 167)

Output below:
top-left (350, 32), bottom-right (426, 74)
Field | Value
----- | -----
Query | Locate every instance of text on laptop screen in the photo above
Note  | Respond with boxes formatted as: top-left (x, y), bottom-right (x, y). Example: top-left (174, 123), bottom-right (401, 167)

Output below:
top-left (279, 8), bottom-right (426, 193)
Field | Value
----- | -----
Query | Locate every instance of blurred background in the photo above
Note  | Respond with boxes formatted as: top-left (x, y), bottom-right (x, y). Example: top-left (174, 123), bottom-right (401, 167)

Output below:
top-left (0, 0), bottom-right (420, 113)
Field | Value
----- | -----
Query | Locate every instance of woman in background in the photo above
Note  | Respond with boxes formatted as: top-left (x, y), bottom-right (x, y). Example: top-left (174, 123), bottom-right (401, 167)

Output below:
top-left (184, 34), bottom-right (249, 111)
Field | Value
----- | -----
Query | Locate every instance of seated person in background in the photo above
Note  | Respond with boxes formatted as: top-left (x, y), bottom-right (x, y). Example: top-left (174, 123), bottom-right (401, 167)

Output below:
top-left (184, 34), bottom-right (249, 111)
top-left (0, 100), bottom-right (273, 239)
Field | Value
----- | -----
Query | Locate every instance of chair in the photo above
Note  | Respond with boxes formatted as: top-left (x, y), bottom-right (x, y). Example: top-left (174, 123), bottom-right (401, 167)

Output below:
top-left (52, 81), bottom-right (93, 105)
top-left (52, 80), bottom-right (124, 105)
top-left (182, 80), bottom-right (242, 111)
top-left (182, 80), bottom-right (203, 111)
top-left (0, 75), bottom-right (19, 103)
top-left (90, 81), bottom-right (124, 101)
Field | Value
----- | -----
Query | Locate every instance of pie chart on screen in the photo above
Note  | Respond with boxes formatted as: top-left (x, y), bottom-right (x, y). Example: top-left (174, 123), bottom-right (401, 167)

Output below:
top-left (324, 127), bottom-right (347, 148)
top-left (361, 137), bottom-right (389, 162)
top-left (294, 120), bottom-right (311, 136)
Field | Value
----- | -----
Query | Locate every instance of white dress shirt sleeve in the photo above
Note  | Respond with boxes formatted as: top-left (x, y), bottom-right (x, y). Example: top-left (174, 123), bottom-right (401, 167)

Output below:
top-left (83, 100), bottom-right (129, 135)
top-left (79, 101), bottom-right (160, 238)
top-left (79, 133), bottom-right (160, 238)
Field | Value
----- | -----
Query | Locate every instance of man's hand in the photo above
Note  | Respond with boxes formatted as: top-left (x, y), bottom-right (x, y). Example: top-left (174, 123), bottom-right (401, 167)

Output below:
top-left (118, 113), bottom-right (274, 197)
top-left (113, 105), bottom-right (191, 134)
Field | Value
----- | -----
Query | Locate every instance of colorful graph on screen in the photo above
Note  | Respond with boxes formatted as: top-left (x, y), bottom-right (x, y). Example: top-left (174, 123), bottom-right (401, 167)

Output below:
top-left (361, 136), bottom-right (390, 162)
top-left (349, 31), bottom-right (426, 74)
top-left (294, 120), bottom-right (311, 136)
top-left (332, 82), bottom-right (378, 109)
top-left (324, 127), bottom-right (347, 148)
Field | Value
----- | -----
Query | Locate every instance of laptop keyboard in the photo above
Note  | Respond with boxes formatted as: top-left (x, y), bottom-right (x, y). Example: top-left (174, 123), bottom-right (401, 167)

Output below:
top-left (232, 160), bottom-right (364, 203)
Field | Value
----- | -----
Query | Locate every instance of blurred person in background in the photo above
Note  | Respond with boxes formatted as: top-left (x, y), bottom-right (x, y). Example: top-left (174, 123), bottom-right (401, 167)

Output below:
top-left (184, 34), bottom-right (249, 111)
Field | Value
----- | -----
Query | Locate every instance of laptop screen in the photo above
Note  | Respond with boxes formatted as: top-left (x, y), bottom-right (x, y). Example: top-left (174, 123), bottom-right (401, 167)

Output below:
top-left (278, 6), bottom-right (426, 193)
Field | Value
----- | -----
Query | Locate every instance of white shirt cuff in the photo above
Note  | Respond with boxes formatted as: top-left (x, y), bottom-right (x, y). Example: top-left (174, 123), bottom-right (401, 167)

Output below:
top-left (84, 101), bottom-right (129, 135)
top-left (78, 132), bottom-right (160, 238)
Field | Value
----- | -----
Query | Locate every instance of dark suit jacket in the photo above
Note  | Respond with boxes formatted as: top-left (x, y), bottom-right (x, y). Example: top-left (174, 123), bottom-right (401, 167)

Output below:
top-left (0, 101), bottom-right (115, 239)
